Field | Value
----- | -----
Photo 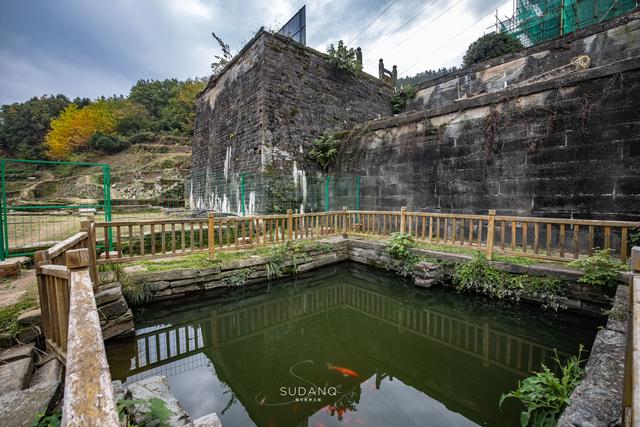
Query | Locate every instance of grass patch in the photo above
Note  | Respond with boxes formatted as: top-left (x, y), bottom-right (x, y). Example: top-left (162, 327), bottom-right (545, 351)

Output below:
top-left (0, 292), bottom-right (39, 345)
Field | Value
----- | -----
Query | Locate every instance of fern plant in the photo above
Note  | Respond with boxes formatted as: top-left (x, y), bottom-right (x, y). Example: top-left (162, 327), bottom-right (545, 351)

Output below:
top-left (500, 346), bottom-right (586, 427)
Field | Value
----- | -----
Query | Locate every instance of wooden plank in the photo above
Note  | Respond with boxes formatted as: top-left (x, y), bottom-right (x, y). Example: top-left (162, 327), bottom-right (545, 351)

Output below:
top-left (150, 224), bottom-right (156, 256)
top-left (604, 226), bottom-right (611, 249)
top-left (477, 220), bottom-right (483, 246)
top-left (460, 219), bottom-right (465, 245)
top-left (199, 222), bottom-right (204, 249)
top-left (189, 223), bottom-right (196, 251)
top-left (534, 223), bottom-right (539, 254)
top-left (181, 222), bottom-right (186, 253)
top-left (573, 225), bottom-right (580, 259)
top-left (436, 218), bottom-right (440, 243)
top-left (500, 220), bottom-right (505, 251)
top-left (116, 226), bottom-right (122, 258)
top-left (522, 222), bottom-right (527, 253)
top-left (546, 223), bottom-right (552, 256)
top-left (511, 221), bottom-right (517, 252)
top-left (421, 216), bottom-right (426, 240)
top-left (129, 225), bottom-right (133, 257)
top-left (140, 225), bottom-right (145, 257)
top-left (588, 226), bottom-right (594, 255)
top-left (161, 224), bottom-right (166, 254)
top-left (452, 218), bottom-right (456, 244)
top-left (171, 224), bottom-right (176, 253)
top-left (559, 224), bottom-right (565, 258)
top-left (621, 227), bottom-right (628, 262)
top-left (468, 220), bottom-right (474, 246)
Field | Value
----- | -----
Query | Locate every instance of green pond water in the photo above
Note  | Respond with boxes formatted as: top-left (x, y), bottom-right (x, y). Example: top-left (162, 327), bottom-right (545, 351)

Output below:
top-left (106, 263), bottom-right (603, 427)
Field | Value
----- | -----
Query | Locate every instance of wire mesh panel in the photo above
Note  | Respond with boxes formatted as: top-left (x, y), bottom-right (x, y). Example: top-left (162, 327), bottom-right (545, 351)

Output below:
top-left (0, 159), bottom-right (112, 258)
top-left (187, 170), bottom-right (362, 215)
top-left (499, 0), bottom-right (638, 46)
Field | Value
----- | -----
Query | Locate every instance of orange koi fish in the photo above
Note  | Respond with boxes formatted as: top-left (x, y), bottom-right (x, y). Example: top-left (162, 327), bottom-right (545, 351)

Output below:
top-left (327, 363), bottom-right (359, 377)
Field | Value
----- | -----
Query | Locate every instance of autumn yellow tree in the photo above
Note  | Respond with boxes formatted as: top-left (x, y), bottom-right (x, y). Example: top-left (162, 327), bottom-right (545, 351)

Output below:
top-left (44, 101), bottom-right (118, 160)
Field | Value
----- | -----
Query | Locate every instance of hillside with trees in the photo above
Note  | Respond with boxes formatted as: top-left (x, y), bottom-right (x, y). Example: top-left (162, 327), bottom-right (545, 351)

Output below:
top-left (0, 77), bottom-right (206, 161)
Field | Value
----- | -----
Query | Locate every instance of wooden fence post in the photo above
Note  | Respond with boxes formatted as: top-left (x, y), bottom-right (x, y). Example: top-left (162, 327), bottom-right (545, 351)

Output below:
top-left (287, 209), bottom-right (293, 241)
top-left (342, 206), bottom-right (348, 238)
top-left (400, 207), bottom-right (407, 234)
top-left (486, 209), bottom-right (496, 260)
top-left (80, 215), bottom-right (98, 287)
top-left (208, 212), bottom-right (215, 259)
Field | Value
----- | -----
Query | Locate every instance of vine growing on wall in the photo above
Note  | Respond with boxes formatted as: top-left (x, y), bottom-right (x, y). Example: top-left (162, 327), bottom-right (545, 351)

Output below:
top-left (482, 106), bottom-right (501, 154)
top-left (390, 85), bottom-right (417, 114)
top-left (308, 131), bottom-right (346, 171)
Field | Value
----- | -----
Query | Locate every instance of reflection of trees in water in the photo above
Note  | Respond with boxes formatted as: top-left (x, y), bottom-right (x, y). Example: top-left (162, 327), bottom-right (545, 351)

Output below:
top-left (219, 382), bottom-right (238, 415)
top-left (326, 386), bottom-right (361, 421)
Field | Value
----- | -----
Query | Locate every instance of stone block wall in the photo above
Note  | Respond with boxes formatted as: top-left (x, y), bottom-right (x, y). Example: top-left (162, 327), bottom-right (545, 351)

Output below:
top-left (406, 11), bottom-right (640, 112)
top-left (333, 54), bottom-right (640, 220)
top-left (191, 30), bottom-right (392, 213)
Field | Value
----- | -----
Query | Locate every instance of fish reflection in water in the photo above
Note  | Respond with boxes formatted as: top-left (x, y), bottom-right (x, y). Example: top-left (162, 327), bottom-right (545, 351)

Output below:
top-left (327, 363), bottom-right (359, 378)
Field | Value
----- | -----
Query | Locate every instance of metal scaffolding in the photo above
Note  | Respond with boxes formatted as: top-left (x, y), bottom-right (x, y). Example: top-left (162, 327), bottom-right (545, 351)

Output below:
top-left (498, 0), bottom-right (639, 46)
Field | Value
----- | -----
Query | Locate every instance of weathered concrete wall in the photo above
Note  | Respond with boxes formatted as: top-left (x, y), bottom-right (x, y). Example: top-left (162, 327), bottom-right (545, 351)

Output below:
top-left (406, 11), bottom-right (640, 112)
top-left (333, 55), bottom-right (640, 220)
top-left (191, 31), bottom-right (392, 213)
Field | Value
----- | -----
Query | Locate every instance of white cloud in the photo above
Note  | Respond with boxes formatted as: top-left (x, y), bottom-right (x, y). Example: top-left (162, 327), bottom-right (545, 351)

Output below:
top-left (0, 0), bottom-right (518, 104)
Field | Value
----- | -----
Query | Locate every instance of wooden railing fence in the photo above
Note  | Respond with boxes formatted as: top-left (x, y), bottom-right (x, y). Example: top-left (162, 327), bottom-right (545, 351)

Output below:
top-left (91, 208), bottom-right (638, 264)
top-left (32, 208), bottom-right (638, 425)
top-left (624, 247), bottom-right (640, 427)
top-left (34, 229), bottom-right (118, 426)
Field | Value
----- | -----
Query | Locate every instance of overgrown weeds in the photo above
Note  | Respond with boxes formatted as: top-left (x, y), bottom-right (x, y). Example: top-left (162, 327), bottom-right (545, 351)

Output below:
top-left (0, 292), bottom-right (38, 347)
top-left (453, 253), bottom-right (568, 310)
top-left (100, 263), bottom-right (152, 306)
top-left (500, 345), bottom-right (586, 427)
top-left (385, 232), bottom-right (420, 279)
top-left (568, 249), bottom-right (623, 290)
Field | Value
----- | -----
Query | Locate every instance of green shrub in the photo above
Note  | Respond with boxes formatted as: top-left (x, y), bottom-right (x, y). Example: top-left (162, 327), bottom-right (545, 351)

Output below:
top-left (225, 269), bottom-right (250, 287)
top-left (463, 32), bottom-right (523, 67)
top-left (87, 132), bottom-right (130, 154)
top-left (453, 253), bottom-right (567, 309)
top-left (390, 85), bottom-right (417, 114)
top-left (386, 232), bottom-right (420, 278)
top-left (500, 346), bottom-right (586, 427)
top-left (326, 40), bottom-right (362, 75)
top-left (308, 132), bottom-right (341, 171)
top-left (32, 396), bottom-right (173, 427)
top-left (126, 131), bottom-right (157, 145)
top-left (568, 249), bottom-right (622, 290)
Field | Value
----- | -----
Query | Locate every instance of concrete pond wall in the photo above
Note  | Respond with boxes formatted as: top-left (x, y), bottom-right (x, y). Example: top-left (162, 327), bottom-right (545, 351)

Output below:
top-left (101, 237), bottom-right (627, 425)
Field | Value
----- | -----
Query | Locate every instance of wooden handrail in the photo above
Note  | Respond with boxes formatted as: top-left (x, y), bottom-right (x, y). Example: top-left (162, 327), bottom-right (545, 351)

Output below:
top-left (624, 247), bottom-right (640, 426)
top-left (62, 248), bottom-right (118, 426)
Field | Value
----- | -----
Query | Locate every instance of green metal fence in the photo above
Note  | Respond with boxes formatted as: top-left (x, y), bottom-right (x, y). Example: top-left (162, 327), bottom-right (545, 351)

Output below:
top-left (0, 159), bottom-right (112, 259)
top-left (187, 169), bottom-right (362, 215)
top-left (0, 159), bottom-right (363, 259)
top-left (499, 0), bottom-right (639, 46)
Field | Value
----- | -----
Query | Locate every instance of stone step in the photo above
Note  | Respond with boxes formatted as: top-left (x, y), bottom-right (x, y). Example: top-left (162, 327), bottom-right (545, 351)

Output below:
top-left (0, 257), bottom-right (30, 278)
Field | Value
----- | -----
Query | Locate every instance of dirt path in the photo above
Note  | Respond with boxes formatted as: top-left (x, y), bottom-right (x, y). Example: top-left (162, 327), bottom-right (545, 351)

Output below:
top-left (0, 269), bottom-right (37, 308)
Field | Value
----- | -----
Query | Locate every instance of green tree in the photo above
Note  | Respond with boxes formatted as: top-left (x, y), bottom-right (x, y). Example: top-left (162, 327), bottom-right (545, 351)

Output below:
top-left (159, 78), bottom-right (207, 135)
top-left (0, 94), bottom-right (70, 159)
top-left (463, 32), bottom-right (523, 68)
top-left (129, 79), bottom-right (180, 118)
top-left (326, 40), bottom-right (362, 74)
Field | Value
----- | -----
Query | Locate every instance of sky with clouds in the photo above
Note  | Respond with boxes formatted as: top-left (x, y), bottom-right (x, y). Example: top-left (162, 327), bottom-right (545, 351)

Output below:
top-left (0, 0), bottom-right (515, 105)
